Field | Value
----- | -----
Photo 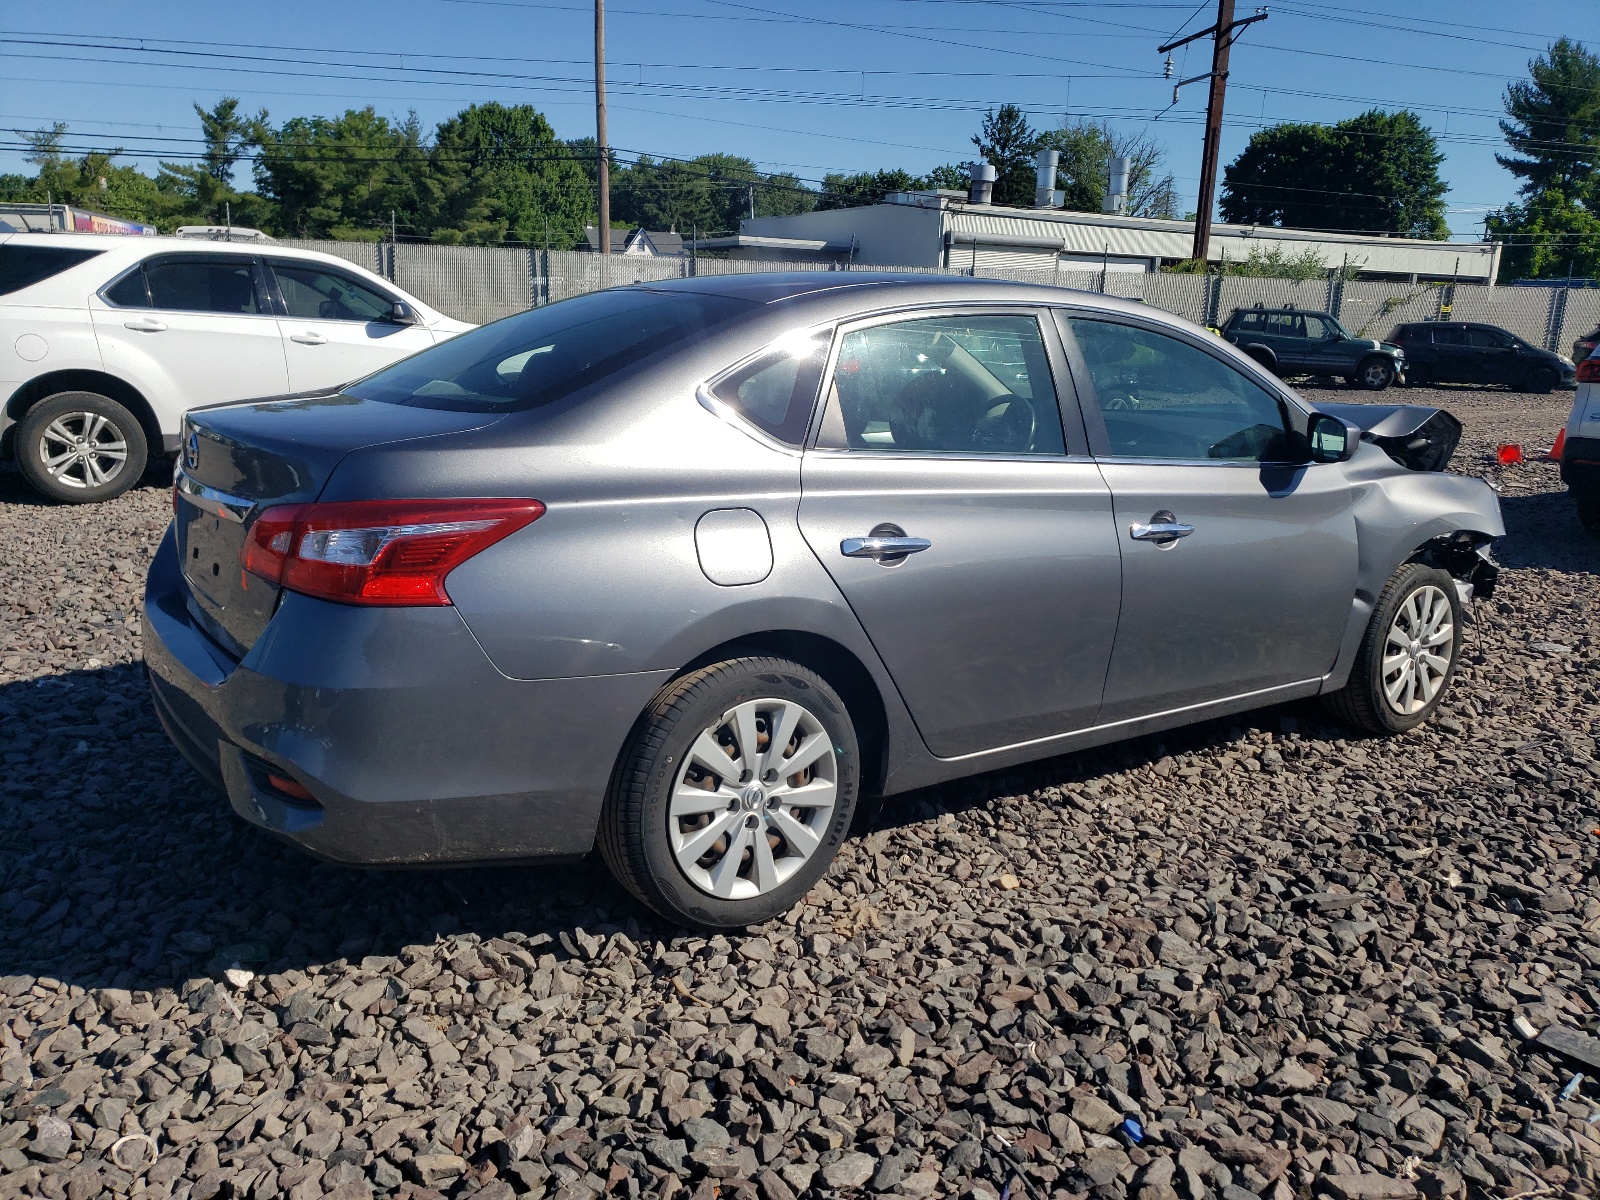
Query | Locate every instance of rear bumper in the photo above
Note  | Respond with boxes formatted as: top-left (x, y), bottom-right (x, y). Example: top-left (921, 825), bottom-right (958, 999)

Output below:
top-left (142, 525), bottom-right (672, 865)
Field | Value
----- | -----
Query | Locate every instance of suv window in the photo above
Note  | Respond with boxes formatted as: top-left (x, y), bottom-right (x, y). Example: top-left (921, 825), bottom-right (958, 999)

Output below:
top-left (1393, 325), bottom-right (1430, 344)
top-left (143, 257), bottom-right (262, 314)
top-left (1068, 318), bottom-right (1293, 462)
top-left (0, 245), bottom-right (103, 296)
top-left (1434, 326), bottom-right (1470, 346)
top-left (710, 332), bottom-right (829, 447)
top-left (1264, 312), bottom-right (1303, 338)
top-left (270, 260), bottom-right (395, 322)
top-left (1232, 310), bottom-right (1264, 332)
top-left (815, 313), bottom-right (1065, 456)
top-left (1302, 315), bottom-right (1330, 339)
top-left (348, 287), bottom-right (756, 412)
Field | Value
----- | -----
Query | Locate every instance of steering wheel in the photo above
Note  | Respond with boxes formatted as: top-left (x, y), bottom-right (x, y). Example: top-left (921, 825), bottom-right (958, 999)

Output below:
top-left (971, 395), bottom-right (1037, 452)
top-left (1100, 387), bottom-right (1140, 411)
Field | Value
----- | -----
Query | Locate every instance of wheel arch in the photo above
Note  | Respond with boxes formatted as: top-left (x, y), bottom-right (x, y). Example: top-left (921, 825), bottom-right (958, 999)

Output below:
top-left (669, 630), bottom-right (893, 797)
top-left (3, 370), bottom-right (163, 462)
top-left (1240, 342), bottom-right (1277, 371)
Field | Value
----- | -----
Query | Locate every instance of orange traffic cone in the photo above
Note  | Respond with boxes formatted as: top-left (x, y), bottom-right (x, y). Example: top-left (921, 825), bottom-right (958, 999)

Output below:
top-left (1546, 428), bottom-right (1567, 462)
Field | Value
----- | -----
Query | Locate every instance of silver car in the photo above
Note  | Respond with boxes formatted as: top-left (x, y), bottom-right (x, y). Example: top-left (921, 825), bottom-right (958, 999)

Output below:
top-left (143, 275), bottom-right (1503, 929)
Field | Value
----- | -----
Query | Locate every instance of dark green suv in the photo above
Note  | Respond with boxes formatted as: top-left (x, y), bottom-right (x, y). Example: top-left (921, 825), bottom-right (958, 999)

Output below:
top-left (1221, 306), bottom-right (1406, 390)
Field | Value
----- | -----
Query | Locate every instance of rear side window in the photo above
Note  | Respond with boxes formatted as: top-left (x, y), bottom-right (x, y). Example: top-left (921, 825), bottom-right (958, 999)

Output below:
top-left (144, 258), bottom-right (262, 314)
top-left (1232, 311), bottom-right (1262, 331)
top-left (270, 260), bottom-right (394, 322)
top-left (103, 267), bottom-right (150, 307)
top-left (709, 332), bottom-right (829, 446)
top-left (349, 288), bottom-right (757, 412)
top-left (0, 245), bottom-right (103, 296)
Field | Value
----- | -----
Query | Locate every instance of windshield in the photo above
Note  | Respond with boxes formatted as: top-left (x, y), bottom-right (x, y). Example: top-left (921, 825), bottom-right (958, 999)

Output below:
top-left (348, 288), bottom-right (757, 412)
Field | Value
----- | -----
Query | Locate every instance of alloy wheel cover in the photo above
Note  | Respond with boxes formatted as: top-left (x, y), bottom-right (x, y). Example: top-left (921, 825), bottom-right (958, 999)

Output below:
top-left (668, 698), bottom-right (838, 900)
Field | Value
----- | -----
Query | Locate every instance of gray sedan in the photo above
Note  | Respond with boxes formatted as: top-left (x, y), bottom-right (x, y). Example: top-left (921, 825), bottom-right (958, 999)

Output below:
top-left (143, 275), bottom-right (1503, 929)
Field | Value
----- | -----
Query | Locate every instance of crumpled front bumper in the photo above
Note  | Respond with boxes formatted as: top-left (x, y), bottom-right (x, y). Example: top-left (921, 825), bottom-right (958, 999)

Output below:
top-left (141, 525), bottom-right (671, 865)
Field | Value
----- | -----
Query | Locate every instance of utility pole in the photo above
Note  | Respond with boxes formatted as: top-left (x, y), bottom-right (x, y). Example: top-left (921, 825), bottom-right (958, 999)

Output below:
top-left (595, 0), bottom-right (610, 256)
top-left (1160, 3), bottom-right (1266, 265)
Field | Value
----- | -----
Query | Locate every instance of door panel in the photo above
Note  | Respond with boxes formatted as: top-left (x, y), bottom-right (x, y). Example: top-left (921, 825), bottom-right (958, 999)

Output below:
top-left (798, 307), bottom-right (1119, 759)
top-left (268, 258), bottom-right (435, 392)
top-left (1094, 462), bottom-right (1357, 719)
top-left (1061, 312), bottom-right (1359, 720)
top-left (91, 254), bottom-right (289, 415)
top-left (799, 454), bottom-right (1122, 756)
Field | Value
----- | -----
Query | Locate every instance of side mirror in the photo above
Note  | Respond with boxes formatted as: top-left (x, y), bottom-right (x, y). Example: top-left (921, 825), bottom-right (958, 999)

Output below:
top-left (1307, 412), bottom-right (1356, 463)
top-left (387, 300), bottom-right (421, 326)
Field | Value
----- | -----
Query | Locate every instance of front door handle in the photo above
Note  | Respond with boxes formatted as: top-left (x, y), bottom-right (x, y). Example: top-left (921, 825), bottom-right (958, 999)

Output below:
top-left (1130, 510), bottom-right (1194, 543)
top-left (123, 317), bottom-right (167, 332)
top-left (841, 535), bottom-right (932, 560)
top-left (290, 332), bottom-right (328, 345)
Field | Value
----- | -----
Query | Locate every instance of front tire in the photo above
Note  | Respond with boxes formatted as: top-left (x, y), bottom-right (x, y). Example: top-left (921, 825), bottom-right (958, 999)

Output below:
top-left (1324, 562), bottom-right (1462, 735)
top-left (1351, 357), bottom-right (1396, 391)
top-left (1524, 365), bottom-right (1560, 394)
top-left (1576, 490), bottom-right (1600, 537)
top-left (16, 391), bottom-right (148, 503)
top-left (598, 657), bottom-right (860, 930)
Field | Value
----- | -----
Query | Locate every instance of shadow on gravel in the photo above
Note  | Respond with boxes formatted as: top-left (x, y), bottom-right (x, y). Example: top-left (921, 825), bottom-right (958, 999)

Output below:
top-left (0, 460), bottom-right (173, 507)
top-left (1497, 491), bottom-right (1598, 574)
top-left (0, 660), bottom-right (1336, 995)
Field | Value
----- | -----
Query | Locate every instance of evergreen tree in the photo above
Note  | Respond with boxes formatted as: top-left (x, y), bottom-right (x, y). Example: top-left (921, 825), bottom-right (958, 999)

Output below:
top-left (973, 104), bottom-right (1038, 207)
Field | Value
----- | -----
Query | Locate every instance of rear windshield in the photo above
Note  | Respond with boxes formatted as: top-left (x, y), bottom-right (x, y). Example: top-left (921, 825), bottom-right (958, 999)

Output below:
top-left (348, 288), bottom-right (757, 412)
top-left (0, 244), bottom-right (103, 296)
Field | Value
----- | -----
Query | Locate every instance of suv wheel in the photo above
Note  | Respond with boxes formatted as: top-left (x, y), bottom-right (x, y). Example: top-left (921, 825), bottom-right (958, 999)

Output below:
top-left (1524, 365), bottom-right (1560, 394)
top-left (16, 391), bottom-right (148, 504)
top-left (1577, 490), bottom-right (1600, 537)
top-left (1350, 358), bottom-right (1396, 391)
top-left (598, 657), bottom-right (860, 930)
top-left (1323, 562), bottom-right (1461, 735)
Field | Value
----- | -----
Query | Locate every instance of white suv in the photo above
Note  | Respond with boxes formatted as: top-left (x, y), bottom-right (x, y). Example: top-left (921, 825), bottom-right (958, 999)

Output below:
top-left (0, 233), bottom-right (473, 502)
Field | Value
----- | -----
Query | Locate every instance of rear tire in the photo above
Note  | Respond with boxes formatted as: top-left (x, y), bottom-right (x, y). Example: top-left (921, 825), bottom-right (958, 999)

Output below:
top-left (598, 656), bottom-right (859, 930)
top-left (16, 391), bottom-right (148, 504)
top-left (1351, 357), bottom-right (1396, 391)
top-left (1324, 562), bottom-right (1462, 735)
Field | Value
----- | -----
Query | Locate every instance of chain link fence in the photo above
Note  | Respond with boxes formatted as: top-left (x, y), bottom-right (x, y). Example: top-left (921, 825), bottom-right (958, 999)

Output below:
top-left (281, 238), bottom-right (1587, 354)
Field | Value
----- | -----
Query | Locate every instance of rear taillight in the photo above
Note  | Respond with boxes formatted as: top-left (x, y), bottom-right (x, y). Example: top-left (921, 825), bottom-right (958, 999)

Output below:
top-left (241, 498), bottom-right (544, 606)
top-left (1577, 357), bottom-right (1600, 382)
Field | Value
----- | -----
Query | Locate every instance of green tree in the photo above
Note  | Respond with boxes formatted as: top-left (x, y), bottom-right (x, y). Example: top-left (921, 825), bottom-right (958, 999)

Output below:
top-left (157, 97), bottom-right (269, 225)
top-left (973, 104), bottom-right (1038, 207)
top-left (255, 107), bottom-right (415, 239)
top-left (426, 103), bottom-right (591, 246)
top-left (3, 125), bottom-right (184, 227)
top-left (922, 163), bottom-right (971, 192)
top-left (817, 168), bottom-right (923, 210)
top-left (1499, 38), bottom-right (1600, 200)
top-left (613, 153), bottom-right (801, 235)
top-left (1488, 188), bottom-right (1600, 280)
top-left (1220, 109), bottom-right (1448, 238)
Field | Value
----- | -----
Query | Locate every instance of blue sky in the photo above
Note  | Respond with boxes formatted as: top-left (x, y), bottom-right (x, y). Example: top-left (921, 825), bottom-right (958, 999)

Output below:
top-left (1, 1), bottom-right (1587, 242)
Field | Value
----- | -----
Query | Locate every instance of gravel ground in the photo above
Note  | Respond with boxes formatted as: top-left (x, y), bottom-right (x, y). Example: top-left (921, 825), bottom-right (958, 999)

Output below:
top-left (0, 385), bottom-right (1597, 1200)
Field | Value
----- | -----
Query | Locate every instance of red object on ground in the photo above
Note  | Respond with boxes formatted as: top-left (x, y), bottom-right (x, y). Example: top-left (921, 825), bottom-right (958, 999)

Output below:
top-left (1497, 444), bottom-right (1524, 465)
top-left (1547, 428), bottom-right (1567, 461)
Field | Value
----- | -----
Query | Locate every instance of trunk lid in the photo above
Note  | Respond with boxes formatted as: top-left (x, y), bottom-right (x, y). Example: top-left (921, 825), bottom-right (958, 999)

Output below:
top-left (175, 394), bottom-right (503, 656)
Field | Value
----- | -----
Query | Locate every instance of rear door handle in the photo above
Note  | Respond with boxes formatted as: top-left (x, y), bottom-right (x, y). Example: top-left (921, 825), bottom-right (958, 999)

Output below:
top-left (123, 318), bottom-right (167, 332)
top-left (841, 535), bottom-right (932, 560)
top-left (290, 332), bottom-right (328, 345)
top-left (1130, 510), bottom-right (1194, 543)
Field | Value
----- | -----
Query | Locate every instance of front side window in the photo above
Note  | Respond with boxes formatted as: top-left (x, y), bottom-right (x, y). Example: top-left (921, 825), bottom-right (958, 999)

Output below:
top-left (1068, 318), bottom-right (1293, 462)
top-left (0, 245), bottom-right (103, 296)
top-left (709, 331), bottom-right (829, 446)
top-left (1302, 315), bottom-right (1330, 339)
top-left (815, 313), bottom-right (1065, 456)
top-left (271, 260), bottom-right (394, 322)
top-left (348, 287), bottom-right (756, 412)
top-left (144, 257), bottom-right (261, 314)
top-left (1466, 327), bottom-right (1514, 349)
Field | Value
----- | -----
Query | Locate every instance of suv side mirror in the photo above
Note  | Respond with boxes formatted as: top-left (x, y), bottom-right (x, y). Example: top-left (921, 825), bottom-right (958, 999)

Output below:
top-left (1307, 412), bottom-right (1356, 463)
top-left (387, 300), bottom-right (421, 326)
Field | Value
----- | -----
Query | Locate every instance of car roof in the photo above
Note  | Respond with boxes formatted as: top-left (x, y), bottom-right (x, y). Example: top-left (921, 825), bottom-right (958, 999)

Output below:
top-left (634, 271), bottom-right (1063, 304)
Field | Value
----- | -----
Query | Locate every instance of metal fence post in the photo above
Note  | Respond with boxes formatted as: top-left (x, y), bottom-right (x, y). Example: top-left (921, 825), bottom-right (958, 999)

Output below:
top-left (1206, 274), bottom-right (1223, 327)
top-left (1329, 278), bottom-right (1344, 323)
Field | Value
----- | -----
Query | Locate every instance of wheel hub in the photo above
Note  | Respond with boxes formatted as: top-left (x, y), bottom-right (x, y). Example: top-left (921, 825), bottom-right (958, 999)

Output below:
top-left (740, 783), bottom-right (765, 812)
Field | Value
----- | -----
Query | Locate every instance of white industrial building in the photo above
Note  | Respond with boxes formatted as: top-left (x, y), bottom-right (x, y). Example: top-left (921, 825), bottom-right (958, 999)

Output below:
top-left (709, 188), bottom-right (1500, 284)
